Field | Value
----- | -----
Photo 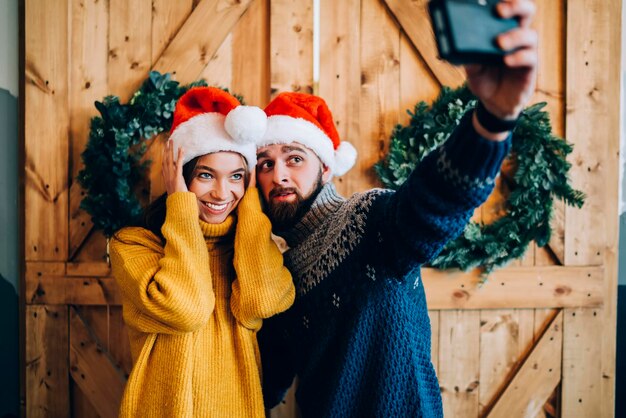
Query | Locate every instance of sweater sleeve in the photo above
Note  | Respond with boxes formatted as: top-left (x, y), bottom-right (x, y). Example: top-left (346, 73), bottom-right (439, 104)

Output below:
top-left (257, 313), bottom-right (297, 408)
top-left (377, 110), bottom-right (511, 271)
top-left (110, 192), bottom-right (215, 334)
top-left (231, 187), bottom-right (295, 331)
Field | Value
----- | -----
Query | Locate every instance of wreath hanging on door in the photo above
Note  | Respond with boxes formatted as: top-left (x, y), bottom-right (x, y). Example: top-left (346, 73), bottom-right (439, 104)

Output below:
top-left (375, 85), bottom-right (585, 273)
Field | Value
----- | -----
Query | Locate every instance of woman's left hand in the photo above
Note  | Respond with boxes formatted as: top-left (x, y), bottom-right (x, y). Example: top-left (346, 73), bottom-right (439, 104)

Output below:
top-left (163, 140), bottom-right (188, 195)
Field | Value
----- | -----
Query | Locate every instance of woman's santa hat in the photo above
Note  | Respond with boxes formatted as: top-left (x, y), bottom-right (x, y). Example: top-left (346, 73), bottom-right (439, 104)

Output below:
top-left (258, 92), bottom-right (357, 176)
top-left (169, 87), bottom-right (267, 170)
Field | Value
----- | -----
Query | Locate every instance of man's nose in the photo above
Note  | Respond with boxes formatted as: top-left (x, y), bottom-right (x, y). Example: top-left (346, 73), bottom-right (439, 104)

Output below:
top-left (272, 162), bottom-right (289, 184)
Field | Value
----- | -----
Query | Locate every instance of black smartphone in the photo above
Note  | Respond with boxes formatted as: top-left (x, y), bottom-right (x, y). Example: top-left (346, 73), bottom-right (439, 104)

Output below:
top-left (428, 0), bottom-right (519, 65)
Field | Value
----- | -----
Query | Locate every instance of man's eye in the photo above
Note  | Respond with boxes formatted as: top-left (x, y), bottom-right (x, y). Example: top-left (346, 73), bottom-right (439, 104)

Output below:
top-left (258, 161), bottom-right (273, 170)
top-left (290, 156), bottom-right (303, 164)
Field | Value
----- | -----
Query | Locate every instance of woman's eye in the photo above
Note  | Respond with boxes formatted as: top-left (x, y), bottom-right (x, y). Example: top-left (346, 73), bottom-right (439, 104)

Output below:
top-left (232, 173), bottom-right (243, 180)
top-left (198, 172), bottom-right (212, 179)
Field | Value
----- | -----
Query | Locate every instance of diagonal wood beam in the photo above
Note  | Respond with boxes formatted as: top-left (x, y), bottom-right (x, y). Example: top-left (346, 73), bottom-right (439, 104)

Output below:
top-left (69, 182), bottom-right (93, 260)
top-left (69, 307), bottom-right (126, 418)
top-left (152, 0), bottom-right (254, 83)
top-left (484, 310), bottom-right (563, 417)
top-left (383, 0), bottom-right (465, 87)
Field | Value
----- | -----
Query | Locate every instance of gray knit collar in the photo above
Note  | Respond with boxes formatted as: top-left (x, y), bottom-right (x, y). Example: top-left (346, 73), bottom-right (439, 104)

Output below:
top-left (276, 182), bottom-right (345, 247)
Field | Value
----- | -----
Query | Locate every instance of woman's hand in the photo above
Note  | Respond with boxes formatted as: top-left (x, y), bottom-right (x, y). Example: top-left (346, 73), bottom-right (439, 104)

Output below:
top-left (163, 140), bottom-right (188, 195)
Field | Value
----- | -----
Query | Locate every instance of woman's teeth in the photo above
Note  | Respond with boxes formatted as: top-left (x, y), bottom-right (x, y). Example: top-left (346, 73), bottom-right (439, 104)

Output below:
top-left (204, 201), bottom-right (228, 211)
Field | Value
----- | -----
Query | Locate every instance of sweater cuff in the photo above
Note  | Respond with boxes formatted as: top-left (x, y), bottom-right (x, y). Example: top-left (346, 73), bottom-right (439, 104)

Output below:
top-left (165, 192), bottom-right (199, 225)
top-left (238, 187), bottom-right (263, 214)
top-left (439, 110), bottom-right (512, 186)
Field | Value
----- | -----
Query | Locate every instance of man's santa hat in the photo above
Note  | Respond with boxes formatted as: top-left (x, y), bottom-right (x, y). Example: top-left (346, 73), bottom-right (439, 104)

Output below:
top-left (169, 87), bottom-right (267, 169)
top-left (257, 92), bottom-right (357, 176)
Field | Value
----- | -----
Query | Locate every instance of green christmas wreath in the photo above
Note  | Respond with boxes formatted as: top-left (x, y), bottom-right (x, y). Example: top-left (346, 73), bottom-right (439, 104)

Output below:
top-left (77, 71), bottom-right (243, 237)
top-left (375, 86), bottom-right (585, 273)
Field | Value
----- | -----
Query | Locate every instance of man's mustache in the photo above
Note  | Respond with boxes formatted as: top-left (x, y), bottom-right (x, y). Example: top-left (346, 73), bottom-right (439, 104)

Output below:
top-left (269, 186), bottom-right (299, 199)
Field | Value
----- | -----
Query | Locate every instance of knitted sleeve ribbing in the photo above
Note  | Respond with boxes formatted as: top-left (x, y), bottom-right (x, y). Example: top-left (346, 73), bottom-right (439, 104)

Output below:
top-left (110, 192), bottom-right (215, 334)
top-left (231, 187), bottom-right (295, 331)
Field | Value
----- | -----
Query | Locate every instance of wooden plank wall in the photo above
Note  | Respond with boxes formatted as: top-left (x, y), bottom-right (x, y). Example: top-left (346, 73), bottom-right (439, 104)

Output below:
top-left (561, 0), bottom-right (621, 415)
top-left (23, 0), bottom-right (621, 417)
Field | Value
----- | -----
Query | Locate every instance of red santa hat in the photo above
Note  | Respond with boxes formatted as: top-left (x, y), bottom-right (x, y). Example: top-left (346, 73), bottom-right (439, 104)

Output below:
top-left (258, 92), bottom-right (357, 176)
top-left (169, 87), bottom-right (266, 169)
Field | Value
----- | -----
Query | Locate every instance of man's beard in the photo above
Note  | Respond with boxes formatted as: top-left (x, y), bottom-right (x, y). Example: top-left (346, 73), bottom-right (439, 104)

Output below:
top-left (267, 171), bottom-right (324, 231)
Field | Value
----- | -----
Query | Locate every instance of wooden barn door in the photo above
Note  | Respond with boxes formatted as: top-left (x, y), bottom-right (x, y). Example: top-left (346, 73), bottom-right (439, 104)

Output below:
top-left (23, 0), bottom-right (620, 417)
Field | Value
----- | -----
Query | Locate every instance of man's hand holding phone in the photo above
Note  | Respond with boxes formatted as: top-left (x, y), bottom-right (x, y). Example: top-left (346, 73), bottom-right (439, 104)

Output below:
top-left (430, 0), bottom-right (538, 137)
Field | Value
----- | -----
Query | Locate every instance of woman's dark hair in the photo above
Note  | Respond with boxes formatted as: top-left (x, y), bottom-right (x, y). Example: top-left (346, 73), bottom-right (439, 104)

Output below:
top-left (142, 153), bottom-right (250, 243)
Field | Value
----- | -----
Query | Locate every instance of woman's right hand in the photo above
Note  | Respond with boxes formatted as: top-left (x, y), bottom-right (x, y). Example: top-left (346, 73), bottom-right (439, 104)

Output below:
top-left (163, 140), bottom-right (188, 195)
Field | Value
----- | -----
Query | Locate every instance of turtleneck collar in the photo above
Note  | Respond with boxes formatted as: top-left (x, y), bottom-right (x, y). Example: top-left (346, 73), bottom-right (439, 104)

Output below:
top-left (276, 182), bottom-right (344, 247)
top-left (198, 214), bottom-right (236, 246)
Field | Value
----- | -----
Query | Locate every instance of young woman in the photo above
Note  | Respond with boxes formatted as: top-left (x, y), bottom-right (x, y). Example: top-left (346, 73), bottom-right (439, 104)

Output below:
top-left (110, 87), bottom-right (294, 418)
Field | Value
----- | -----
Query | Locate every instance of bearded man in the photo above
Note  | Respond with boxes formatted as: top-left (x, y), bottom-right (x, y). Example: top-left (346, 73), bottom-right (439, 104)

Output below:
top-left (254, 1), bottom-right (538, 416)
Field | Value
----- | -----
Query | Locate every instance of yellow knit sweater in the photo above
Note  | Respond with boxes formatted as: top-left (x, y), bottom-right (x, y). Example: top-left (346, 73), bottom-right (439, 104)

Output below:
top-left (110, 188), bottom-right (295, 418)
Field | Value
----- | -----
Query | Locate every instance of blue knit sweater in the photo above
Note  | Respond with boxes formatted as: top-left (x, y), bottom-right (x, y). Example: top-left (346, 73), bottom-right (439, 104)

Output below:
top-left (258, 111), bottom-right (511, 418)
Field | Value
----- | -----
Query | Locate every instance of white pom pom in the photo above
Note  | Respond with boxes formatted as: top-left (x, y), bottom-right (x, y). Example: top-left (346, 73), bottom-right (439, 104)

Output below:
top-left (224, 105), bottom-right (267, 144)
top-left (333, 141), bottom-right (357, 176)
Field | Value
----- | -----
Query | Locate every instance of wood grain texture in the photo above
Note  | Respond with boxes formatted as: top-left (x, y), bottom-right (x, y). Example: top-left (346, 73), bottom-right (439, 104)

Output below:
top-left (25, 0), bottom-right (70, 261)
top-left (439, 310), bottom-right (480, 417)
top-left (108, 0), bottom-right (152, 101)
top-left (356, 0), bottom-right (400, 192)
top-left (318, 0), bottom-right (361, 196)
top-left (153, 0), bottom-right (253, 84)
top-left (478, 310), bottom-right (527, 413)
top-left (564, 1), bottom-right (621, 415)
top-left (68, 0), bottom-right (109, 264)
top-left (383, 0), bottom-right (465, 88)
top-left (151, 0), bottom-right (194, 65)
top-left (69, 307), bottom-right (126, 418)
top-left (561, 308), bottom-right (603, 416)
top-left (428, 310), bottom-right (440, 374)
top-left (25, 305), bottom-right (69, 417)
top-left (398, 32), bottom-right (440, 127)
top-left (198, 33), bottom-right (233, 89)
top-left (270, 0), bottom-right (314, 97)
top-left (233, 0), bottom-right (270, 107)
top-left (423, 266), bottom-right (603, 310)
top-left (486, 311), bottom-right (563, 417)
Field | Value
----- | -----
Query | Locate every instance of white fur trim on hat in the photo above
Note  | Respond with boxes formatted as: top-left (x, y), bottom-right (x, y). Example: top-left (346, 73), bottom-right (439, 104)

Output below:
top-left (224, 105), bottom-right (267, 144)
top-left (333, 141), bottom-right (357, 176)
top-left (169, 112), bottom-right (257, 169)
top-left (257, 115), bottom-right (336, 172)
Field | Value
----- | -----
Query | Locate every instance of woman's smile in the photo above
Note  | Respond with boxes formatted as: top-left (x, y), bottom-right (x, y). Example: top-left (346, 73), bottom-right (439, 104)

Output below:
top-left (200, 200), bottom-right (233, 214)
